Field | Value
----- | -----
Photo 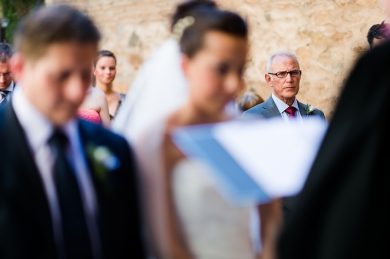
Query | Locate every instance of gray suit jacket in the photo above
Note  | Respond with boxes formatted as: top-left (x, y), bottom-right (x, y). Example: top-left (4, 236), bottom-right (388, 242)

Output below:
top-left (242, 95), bottom-right (326, 121)
top-left (242, 95), bottom-right (326, 223)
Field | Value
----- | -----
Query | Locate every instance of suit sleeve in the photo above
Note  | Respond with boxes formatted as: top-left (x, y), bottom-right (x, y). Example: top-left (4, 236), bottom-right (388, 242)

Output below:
top-left (316, 110), bottom-right (326, 122)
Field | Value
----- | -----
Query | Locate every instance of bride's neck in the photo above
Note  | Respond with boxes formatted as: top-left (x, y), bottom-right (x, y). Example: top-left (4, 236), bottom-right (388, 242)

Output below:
top-left (173, 102), bottom-right (227, 126)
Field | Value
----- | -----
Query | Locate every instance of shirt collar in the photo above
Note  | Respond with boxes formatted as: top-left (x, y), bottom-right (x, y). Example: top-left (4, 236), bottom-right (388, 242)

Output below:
top-left (271, 93), bottom-right (299, 114)
top-left (12, 83), bottom-right (78, 153)
top-left (3, 81), bottom-right (15, 92)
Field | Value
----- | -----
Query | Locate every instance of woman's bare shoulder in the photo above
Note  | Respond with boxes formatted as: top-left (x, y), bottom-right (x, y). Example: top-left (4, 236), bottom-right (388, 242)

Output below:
top-left (90, 87), bottom-right (106, 98)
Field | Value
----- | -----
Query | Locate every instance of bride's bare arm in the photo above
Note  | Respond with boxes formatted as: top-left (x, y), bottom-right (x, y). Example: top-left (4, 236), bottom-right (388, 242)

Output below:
top-left (160, 135), bottom-right (193, 259)
top-left (258, 199), bottom-right (283, 259)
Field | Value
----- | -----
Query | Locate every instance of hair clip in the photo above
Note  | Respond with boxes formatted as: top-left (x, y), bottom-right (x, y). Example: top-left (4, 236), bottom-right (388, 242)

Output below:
top-left (172, 16), bottom-right (195, 41)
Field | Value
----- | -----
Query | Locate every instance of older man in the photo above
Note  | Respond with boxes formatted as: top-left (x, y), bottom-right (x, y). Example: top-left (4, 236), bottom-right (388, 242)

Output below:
top-left (243, 51), bottom-right (325, 122)
top-left (0, 43), bottom-right (14, 106)
top-left (243, 51), bottom-right (326, 225)
top-left (0, 5), bottom-right (145, 259)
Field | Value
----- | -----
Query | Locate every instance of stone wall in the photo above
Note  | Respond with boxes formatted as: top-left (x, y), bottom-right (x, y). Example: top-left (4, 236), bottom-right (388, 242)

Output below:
top-left (45, 0), bottom-right (385, 118)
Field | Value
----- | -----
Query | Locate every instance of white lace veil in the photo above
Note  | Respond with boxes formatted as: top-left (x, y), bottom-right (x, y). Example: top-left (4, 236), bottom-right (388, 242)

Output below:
top-left (112, 38), bottom-right (188, 143)
top-left (111, 38), bottom-right (190, 259)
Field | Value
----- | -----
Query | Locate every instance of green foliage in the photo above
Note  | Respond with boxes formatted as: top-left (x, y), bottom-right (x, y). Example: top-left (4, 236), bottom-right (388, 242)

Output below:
top-left (0, 0), bottom-right (44, 43)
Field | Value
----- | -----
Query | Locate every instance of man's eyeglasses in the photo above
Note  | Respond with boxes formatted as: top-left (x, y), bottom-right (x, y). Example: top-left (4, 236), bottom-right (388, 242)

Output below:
top-left (268, 70), bottom-right (302, 78)
top-left (0, 72), bottom-right (11, 78)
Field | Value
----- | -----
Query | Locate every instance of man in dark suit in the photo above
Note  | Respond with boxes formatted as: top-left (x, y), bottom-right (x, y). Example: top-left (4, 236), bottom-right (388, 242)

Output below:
top-left (278, 37), bottom-right (390, 259)
top-left (0, 5), bottom-right (145, 259)
top-left (0, 42), bottom-right (15, 106)
top-left (243, 51), bottom-right (326, 224)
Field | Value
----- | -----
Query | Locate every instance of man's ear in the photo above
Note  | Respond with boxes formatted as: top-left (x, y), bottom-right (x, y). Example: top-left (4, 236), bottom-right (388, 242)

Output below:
top-left (9, 53), bottom-right (24, 83)
top-left (265, 74), bottom-right (273, 86)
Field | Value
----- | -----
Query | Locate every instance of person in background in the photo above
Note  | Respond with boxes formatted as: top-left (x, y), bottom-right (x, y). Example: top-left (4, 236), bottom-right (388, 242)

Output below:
top-left (78, 86), bottom-right (111, 127)
top-left (0, 5), bottom-right (145, 259)
top-left (0, 43), bottom-right (15, 106)
top-left (278, 24), bottom-right (390, 259)
top-left (237, 91), bottom-right (264, 113)
top-left (242, 51), bottom-right (326, 258)
top-left (367, 21), bottom-right (390, 50)
top-left (243, 51), bottom-right (326, 124)
top-left (278, 1), bottom-right (390, 257)
top-left (93, 50), bottom-right (125, 120)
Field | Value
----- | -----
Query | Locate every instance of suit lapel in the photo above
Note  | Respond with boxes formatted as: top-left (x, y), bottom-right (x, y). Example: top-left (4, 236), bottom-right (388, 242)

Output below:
top-left (78, 121), bottom-right (106, 214)
top-left (298, 101), bottom-right (307, 117)
top-left (2, 102), bottom-right (51, 207)
top-left (262, 96), bottom-right (282, 119)
top-left (1, 102), bottom-right (56, 251)
top-left (4, 102), bottom-right (49, 210)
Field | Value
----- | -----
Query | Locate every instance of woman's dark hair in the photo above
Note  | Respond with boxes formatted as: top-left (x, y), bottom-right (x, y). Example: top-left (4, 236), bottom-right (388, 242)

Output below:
top-left (172, 0), bottom-right (248, 58)
top-left (367, 21), bottom-right (390, 50)
top-left (171, 0), bottom-right (217, 29)
top-left (93, 50), bottom-right (117, 67)
top-left (238, 92), bottom-right (264, 112)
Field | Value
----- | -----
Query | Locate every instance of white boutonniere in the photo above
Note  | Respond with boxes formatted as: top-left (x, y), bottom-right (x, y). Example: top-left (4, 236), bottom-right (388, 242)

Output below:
top-left (86, 144), bottom-right (121, 192)
top-left (305, 104), bottom-right (317, 116)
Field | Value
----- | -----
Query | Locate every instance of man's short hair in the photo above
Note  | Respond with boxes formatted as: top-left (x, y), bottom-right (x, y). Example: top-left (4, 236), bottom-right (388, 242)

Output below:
top-left (367, 21), bottom-right (390, 50)
top-left (267, 51), bottom-right (300, 73)
top-left (0, 43), bottom-right (14, 63)
top-left (13, 4), bottom-right (101, 61)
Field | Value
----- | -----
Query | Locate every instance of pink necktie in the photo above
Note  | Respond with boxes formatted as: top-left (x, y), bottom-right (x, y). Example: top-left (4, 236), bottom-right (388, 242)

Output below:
top-left (285, 106), bottom-right (297, 118)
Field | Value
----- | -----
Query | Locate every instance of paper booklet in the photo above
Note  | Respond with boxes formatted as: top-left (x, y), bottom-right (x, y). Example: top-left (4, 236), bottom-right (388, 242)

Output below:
top-left (171, 117), bottom-right (328, 206)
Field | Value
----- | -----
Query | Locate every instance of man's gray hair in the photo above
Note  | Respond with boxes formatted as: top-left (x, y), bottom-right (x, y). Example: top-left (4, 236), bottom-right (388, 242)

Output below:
top-left (267, 51), bottom-right (300, 73)
top-left (0, 43), bottom-right (13, 63)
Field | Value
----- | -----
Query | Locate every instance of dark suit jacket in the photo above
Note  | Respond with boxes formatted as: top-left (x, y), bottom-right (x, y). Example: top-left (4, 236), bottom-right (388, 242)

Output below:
top-left (242, 95), bottom-right (326, 121)
top-left (242, 95), bottom-right (326, 223)
top-left (278, 38), bottom-right (390, 259)
top-left (0, 102), bottom-right (146, 259)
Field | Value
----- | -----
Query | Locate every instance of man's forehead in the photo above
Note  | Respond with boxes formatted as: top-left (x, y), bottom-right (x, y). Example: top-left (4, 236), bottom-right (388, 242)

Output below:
top-left (26, 42), bottom-right (97, 65)
top-left (0, 61), bottom-right (10, 71)
top-left (272, 55), bottom-right (299, 67)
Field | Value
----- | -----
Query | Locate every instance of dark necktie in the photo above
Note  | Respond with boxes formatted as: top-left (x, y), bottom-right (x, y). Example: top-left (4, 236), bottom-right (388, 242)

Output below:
top-left (49, 129), bottom-right (93, 259)
top-left (0, 90), bottom-right (9, 104)
top-left (285, 106), bottom-right (297, 118)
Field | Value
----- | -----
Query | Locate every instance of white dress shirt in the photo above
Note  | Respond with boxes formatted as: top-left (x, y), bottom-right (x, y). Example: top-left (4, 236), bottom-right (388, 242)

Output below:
top-left (12, 84), bottom-right (101, 259)
top-left (5, 81), bottom-right (15, 91)
top-left (271, 93), bottom-right (303, 124)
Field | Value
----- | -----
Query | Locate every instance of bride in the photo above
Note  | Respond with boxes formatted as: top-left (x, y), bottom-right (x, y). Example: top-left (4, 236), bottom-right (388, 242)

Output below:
top-left (137, 2), bottom-right (256, 258)
top-left (114, 1), bottom-right (281, 259)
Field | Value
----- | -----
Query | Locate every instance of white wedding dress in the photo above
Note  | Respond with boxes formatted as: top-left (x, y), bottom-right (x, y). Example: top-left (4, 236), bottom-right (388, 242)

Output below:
top-left (134, 119), bottom-right (257, 259)
top-left (172, 159), bottom-right (255, 259)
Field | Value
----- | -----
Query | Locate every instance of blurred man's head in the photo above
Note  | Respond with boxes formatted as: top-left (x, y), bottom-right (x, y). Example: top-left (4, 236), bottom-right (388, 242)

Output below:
top-left (367, 21), bottom-right (390, 50)
top-left (10, 5), bottom-right (100, 125)
top-left (0, 43), bottom-right (14, 90)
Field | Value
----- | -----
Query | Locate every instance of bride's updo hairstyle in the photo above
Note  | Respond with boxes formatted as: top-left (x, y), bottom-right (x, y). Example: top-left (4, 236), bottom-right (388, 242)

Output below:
top-left (172, 0), bottom-right (248, 58)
